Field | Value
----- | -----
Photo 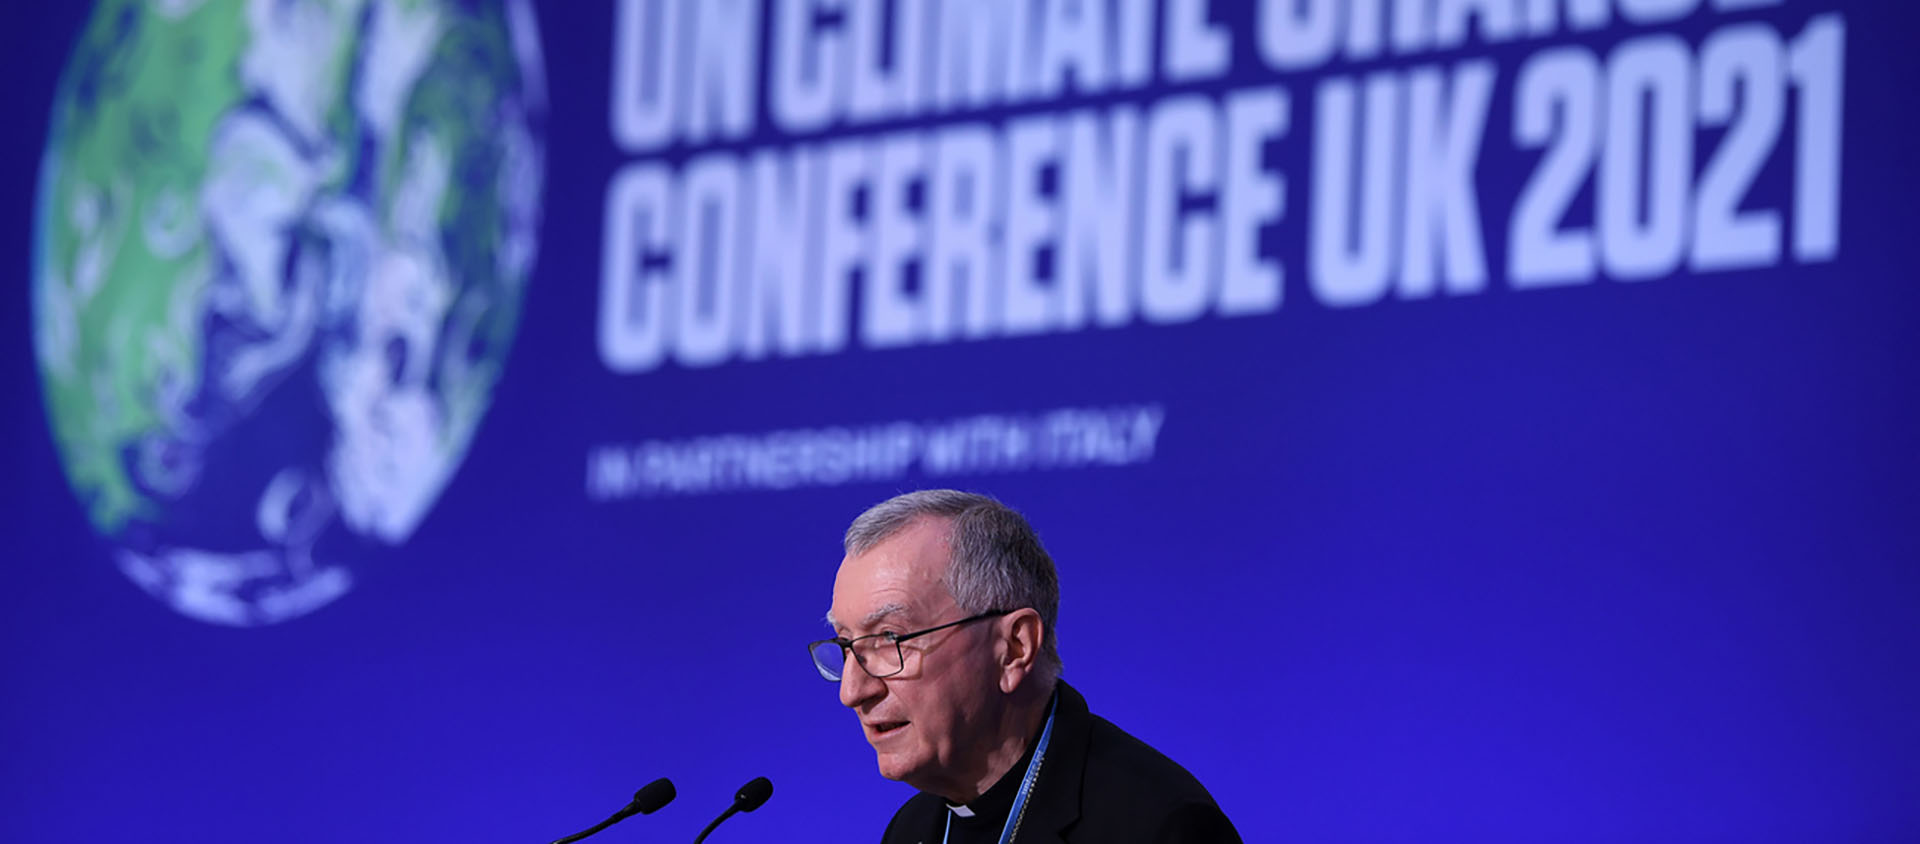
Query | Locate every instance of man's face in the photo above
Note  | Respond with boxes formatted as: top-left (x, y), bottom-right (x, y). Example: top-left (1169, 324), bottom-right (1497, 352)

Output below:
top-left (829, 517), bottom-right (1001, 796)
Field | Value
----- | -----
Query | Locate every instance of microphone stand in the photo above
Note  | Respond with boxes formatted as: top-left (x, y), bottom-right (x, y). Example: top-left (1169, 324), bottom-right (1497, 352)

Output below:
top-left (691, 806), bottom-right (740, 844)
top-left (552, 811), bottom-right (633, 844)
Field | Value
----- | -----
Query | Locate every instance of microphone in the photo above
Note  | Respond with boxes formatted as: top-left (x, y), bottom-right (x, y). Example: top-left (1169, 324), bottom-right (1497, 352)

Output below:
top-left (548, 777), bottom-right (676, 844)
top-left (691, 776), bottom-right (774, 843)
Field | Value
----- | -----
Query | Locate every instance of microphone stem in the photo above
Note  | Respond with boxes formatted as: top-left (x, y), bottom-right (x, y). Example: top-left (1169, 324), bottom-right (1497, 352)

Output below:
top-left (550, 807), bottom-right (633, 844)
top-left (692, 806), bottom-right (740, 844)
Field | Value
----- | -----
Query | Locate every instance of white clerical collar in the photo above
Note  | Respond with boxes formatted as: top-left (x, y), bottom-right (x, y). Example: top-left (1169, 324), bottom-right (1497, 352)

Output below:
top-left (946, 803), bottom-right (975, 818)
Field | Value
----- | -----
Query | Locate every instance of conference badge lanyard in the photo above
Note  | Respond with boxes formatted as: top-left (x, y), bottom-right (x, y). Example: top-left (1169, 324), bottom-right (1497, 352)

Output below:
top-left (942, 693), bottom-right (1060, 844)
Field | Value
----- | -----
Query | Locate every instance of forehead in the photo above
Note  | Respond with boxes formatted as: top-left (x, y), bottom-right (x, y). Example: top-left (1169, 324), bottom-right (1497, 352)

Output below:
top-left (830, 516), bottom-right (956, 631)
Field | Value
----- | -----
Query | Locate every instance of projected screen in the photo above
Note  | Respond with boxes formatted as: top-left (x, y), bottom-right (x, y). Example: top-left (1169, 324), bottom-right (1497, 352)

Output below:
top-left (2, 1), bottom-right (1915, 841)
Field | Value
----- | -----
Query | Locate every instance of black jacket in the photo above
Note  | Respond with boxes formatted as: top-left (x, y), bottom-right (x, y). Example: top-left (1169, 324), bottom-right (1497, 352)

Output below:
top-left (880, 681), bottom-right (1242, 843)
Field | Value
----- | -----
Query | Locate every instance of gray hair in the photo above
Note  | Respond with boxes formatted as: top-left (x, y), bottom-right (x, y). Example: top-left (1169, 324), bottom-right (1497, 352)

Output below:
top-left (845, 490), bottom-right (1062, 679)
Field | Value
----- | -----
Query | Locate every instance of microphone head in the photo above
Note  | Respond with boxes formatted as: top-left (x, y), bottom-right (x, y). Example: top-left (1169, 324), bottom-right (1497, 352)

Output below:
top-left (734, 777), bottom-right (773, 812)
top-left (632, 777), bottom-right (676, 814)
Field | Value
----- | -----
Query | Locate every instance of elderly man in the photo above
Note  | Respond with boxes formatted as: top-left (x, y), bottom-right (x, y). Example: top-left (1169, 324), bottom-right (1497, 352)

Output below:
top-left (809, 490), bottom-right (1242, 843)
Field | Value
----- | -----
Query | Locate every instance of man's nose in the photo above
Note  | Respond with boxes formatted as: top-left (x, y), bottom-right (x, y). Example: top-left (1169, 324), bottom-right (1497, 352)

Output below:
top-left (838, 655), bottom-right (883, 709)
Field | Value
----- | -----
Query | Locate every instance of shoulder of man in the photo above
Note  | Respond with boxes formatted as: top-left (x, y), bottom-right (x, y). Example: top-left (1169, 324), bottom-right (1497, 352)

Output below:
top-left (1080, 710), bottom-right (1232, 813)
top-left (1140, 798), bottom-right (1244, 844)
top-left (1048, 696), bottom-right (1240, 843)
top-left (878, 790), bottom-right (946, 844)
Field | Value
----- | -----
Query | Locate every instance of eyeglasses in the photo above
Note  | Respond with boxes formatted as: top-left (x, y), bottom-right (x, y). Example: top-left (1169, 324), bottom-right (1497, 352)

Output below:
top-left (807, 609), bottom-right (1011, 682)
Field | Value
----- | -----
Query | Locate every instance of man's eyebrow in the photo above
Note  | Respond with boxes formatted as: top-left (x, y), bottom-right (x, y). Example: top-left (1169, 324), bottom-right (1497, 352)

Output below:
top-left (862, 603), bottom-right (909, 628)
top-left (824, 602), bottom-right (911, 634)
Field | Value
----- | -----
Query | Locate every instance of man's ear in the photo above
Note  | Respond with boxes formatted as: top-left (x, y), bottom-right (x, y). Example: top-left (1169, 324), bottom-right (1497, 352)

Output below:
top-left (998, 608), bottom-right (1045, 694)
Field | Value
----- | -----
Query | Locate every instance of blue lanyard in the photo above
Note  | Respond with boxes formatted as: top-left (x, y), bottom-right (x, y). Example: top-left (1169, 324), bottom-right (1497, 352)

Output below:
top-left (942, 694), bottom-right (1059, 844)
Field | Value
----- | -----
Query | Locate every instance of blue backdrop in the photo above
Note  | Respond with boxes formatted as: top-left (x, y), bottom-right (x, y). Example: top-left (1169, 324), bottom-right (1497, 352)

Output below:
top-left (3, 1), bottom-right (1916, 841)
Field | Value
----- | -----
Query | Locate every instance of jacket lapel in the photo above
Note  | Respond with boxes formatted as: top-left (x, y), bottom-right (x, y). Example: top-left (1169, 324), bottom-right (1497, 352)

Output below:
top-left (1017, 681), bottom-right (1091, 843)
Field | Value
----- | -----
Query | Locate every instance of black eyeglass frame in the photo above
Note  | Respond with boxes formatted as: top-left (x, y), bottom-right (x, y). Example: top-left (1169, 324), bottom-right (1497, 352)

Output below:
top-left (807, 609), bottom-right (1013, 682)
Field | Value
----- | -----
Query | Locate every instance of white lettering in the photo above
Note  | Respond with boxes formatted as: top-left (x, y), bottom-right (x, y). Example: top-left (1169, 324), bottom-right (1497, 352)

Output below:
top-left (772, 0), bottom-right (846, 132)
top-left (1310, 73), bottom-right (1401, 307)
top-left (1140, 96), bottom-right (1218, 324)
top-left (599, 165), bottom-right (674, 372)
top-left (742, 148), bottom-right (820, 359)
top-left (1399, 62), bottom-right (1492, 298)
top-left (1220, 89), bottom-right (1288, 315)
top-left (1000, 117), bottom-right (1059, 335)
top-left (1165, 0), bottom-right (1230, 82)
top-left (1034, 0), bottom-right (1111, 96)
top-left (671, 156), bottom-right (742, 366)
top-left (815, 139), bottom-right (869, 351)
top-left (683, 0), bottom-right (759, 144)
top-left (847, 0), bottom-right (927, 121)
top-left (1257, 0), bottom-right (1338, 71)
top-left (610, 0), bottom-right (679, 151)
top-left (864, 135), bottom-right (928, 347)
top-left (925, 125), bottom-right (1001, 341)
top-left (1059, 107), bottom-right (1140, 329)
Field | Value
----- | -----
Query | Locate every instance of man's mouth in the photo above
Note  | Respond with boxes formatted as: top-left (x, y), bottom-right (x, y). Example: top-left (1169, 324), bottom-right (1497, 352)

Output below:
top-left (867, 720), bottom-right (909, 737)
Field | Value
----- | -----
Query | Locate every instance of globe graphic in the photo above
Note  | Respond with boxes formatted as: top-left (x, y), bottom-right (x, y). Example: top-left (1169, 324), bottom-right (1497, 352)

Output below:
top-left (31, 0), bottom-right (546, 625)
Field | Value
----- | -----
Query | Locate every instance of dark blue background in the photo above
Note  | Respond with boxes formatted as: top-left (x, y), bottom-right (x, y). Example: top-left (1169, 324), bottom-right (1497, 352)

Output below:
top-left (3, 1), bottom-right (1917, 841)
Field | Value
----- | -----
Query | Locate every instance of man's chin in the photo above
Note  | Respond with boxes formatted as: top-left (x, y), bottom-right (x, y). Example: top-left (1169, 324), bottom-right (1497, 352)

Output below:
top-left (874, 750), bottom-right (925, 785)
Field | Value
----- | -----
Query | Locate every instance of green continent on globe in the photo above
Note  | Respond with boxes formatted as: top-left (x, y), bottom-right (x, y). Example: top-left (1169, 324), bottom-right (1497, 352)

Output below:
top-left (32, 0), bottom-right (543, 625)
top-left (35, 1), bottom-right (251, 531)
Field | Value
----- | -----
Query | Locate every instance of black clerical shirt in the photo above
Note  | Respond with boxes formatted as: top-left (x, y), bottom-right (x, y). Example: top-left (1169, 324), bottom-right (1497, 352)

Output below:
top-left (940, 706), bottom-right (1047, 843)
top-left (879, 681), bottom-right (1241, 844)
